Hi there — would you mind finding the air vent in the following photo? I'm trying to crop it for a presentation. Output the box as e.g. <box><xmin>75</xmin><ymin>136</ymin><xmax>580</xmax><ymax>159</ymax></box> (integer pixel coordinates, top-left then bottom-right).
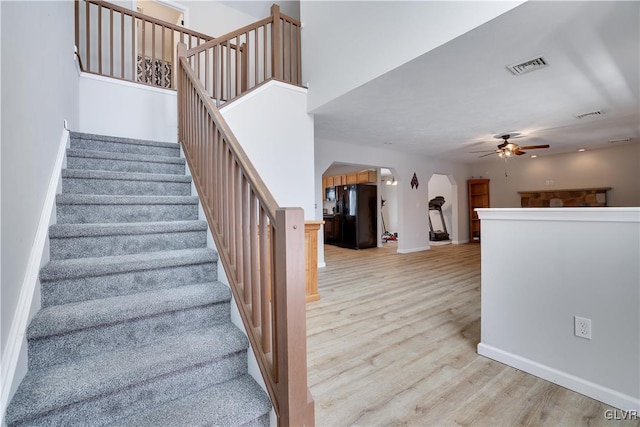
<box><xmin>609</xmin><ymin>138</ymin><xmax>631</xmax><ymax>144</ymax></box>
<box><xmin>507</xmin><ymin>56</ymin><xmax>548</xmax><ymax>75</ymax></box>
<box><xmin>574</xmin><ymin>111</ymin><xmax>602</xmax><ymax>119</ymax></box>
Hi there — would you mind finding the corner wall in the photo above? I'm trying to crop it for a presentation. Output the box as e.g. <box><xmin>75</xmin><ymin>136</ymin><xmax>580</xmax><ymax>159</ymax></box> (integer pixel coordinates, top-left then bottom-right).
<box><xmin>469</xmin><ymin>143</ymin><xmax>640</xmax><ymax>208</ymax></box>
<box><xmin>477</xmin><ymin>208</ymin><xmax>640</xmax><ymax>411</ymax></box>
<box><xmin>220</xmin><ymin>81</ymin><xmax>315</xmax><ymax>220</ymax></box>
<box><xmin>1</xmin><ymin>0</ymin><xmax>79</xmax><ymax>358</ymax></box>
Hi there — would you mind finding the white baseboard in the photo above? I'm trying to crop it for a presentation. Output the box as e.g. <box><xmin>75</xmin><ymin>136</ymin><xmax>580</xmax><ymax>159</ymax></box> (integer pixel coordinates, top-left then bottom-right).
<box><xmin>397</xmin><ymin>246</ymin><xmax>430</xmax><ymax>254</ymax></box>
<box><xmin>0</xmin><ymin>127</ymin><xmax>69</xmax><ymax>424</ymax></box>
<box><xmin>477</xmin><ymin>343</ymin><xmax>640</xmax><ymax>412</ymax></box>
<box><xmin>453</xmin><ymin>239</ymin><xmax>469</xmax><ymax>244</ymax></box>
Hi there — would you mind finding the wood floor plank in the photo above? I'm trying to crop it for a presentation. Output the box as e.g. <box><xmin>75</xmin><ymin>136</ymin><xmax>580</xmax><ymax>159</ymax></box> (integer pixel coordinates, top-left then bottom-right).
<box><xmin>307</xmin><ymin>243</ymin><xmax>639</xmax><ymax>427</ymax></box>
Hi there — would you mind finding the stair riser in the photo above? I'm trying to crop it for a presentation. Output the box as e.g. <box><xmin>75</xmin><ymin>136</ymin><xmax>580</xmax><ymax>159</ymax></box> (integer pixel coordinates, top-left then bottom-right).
<box><xmin>50</xmin><ymin>231</ymin><xmax>207</xmax><ymax>260</ymax></box>
<box><xmin>70</xmin><ymin>138</ymin><xmax>179</xmax><ymax>157</ymax></box>
<box><xmin>11</xmin><ymin>352</ymin><xmax>247</xmax><ymax>427</ymax></box>
<box><xmin>41</xmin><ymin>263</ymin><xmax>217</xmax><ymax>307</ymax></box>
<box><xmin>67</xmin><ymin>156</ymin><xmax>185</xmax><ymax>175</ymax></box>
<box><xmin>29</xmin><ymin>302</ymin><xmax>231</xmax><ymax>370</ymax></box>
<box><xmin>62</xmin><ymin>177</ymin><xmax>192</xmax><ymax>196</ymax></box>
<box><xmin>57</xmin><ymin>203</ymin><xmax>198</xmax><ymax>223</ymax></box>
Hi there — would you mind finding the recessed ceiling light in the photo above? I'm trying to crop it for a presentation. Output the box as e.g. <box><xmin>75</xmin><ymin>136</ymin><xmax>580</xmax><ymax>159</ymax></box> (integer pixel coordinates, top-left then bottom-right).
<box><xmin>578</xmin><ymin>148</ymin><xmax>586</xmax><ymax>152</ymax></box>
<box><xmin>530</xmin><ymin>155</ymin><xmax>537</xmax><ymax>158</ymax></box>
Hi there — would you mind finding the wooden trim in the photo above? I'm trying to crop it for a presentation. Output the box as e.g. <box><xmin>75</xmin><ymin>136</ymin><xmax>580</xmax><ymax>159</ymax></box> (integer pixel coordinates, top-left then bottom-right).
<box><xmin>304</xmin><ymin>221</ymin><xmax>323</xmax><ymax>303</ymax></box>
<box><xmin>271</xmin><ymin>4</ymin><xmax>282</xmax><ymax>80</ymax></box>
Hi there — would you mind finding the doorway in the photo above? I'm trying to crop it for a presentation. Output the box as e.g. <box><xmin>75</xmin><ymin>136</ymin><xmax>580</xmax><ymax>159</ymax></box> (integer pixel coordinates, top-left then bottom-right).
<box><xmin>134</xmin><ymin>0</ymin><xmax>187</xmax><ymax>87</ymax></box>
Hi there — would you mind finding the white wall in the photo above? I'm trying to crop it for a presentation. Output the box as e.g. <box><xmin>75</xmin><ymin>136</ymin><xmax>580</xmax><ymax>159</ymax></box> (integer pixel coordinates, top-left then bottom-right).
<box><xmin>1</xmin><ymin>0</ymin><xmax>79</xmax><ymax>358</ymax></box>
<box><xmin>1</xmin><ymin>2</ymin><xmax>79</xmax><ymax>418</ymax></box>
<box><xmin>220</xmin><ymin>81</ymin><xmax>315</xmax><ymax>219</ymax></box>
<box><xmin>477</xmin><ymin>208</ymin><xmax>640</xmax><ymax>412</ymax></box>
<box><xmin>427</xmin><ymin>174</ymin><xmax>453</xmax><ymax>238</ymax></box>
<box><xmin>301</xmin><ymin>1</ymin><xmax>523</xmax><ymax>112</ymax></box>
<box><xmin>79</xmin><ymin>73</ymin><xmax>177</xmax><ymax>142</ymax></box>
<box><xmin>315</xmin><ymin>139</ymin><xmax>470</xmax><ymax>260</ymax></box>
<box><xmin>469</xmin><ymin>143</ymin><xmax>640</xmax><ymax>208</ymax></box>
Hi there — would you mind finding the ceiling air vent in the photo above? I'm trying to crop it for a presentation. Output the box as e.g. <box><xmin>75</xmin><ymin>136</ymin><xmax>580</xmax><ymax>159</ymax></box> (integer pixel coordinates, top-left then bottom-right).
<box><xmin>574</xmin><ymin>111</ymin><xmax>602</xmax><ymax>119</ymax></box>
<box><xmin>507</xmin><ymin>56</ymin><xmax>548</xmax><ymax>75</ymax></box>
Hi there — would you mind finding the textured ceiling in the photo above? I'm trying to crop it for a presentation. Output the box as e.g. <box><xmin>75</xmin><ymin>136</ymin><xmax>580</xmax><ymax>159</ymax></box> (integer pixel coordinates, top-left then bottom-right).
<box><xmin>313</xmin><ymin>1</ymin><xmax>640</xmax><ymax>165</ymax></box>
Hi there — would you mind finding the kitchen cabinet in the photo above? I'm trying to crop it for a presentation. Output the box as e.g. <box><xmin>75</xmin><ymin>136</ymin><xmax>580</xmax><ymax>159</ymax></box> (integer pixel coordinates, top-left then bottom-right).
<box><xmin>468</xmin><ymin>179</ymin><xmax>490</xmax><ymax>243</ymax></box>
<box><xmin>357</xmin><ymin>170</ymin><xmax>377</xmax><ymax>184</ymax></box>
<box><xmin>323</xmin><ymin>171</ymin><xmax>377</xmax><ymax>197</ymax></box>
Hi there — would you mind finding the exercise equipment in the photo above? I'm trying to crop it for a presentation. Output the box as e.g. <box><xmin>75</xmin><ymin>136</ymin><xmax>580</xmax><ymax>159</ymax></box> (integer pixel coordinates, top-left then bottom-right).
<box><xmin>428</xmin><ymin>196</ymin><xmax>450</xmax><ymax>241</ymax></box>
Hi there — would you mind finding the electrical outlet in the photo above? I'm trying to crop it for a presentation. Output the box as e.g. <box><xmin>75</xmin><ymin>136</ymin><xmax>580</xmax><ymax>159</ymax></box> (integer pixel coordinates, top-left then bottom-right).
<box><xmin>575</xmin><ymin>316</ymin><xmax>592</xmax><ymax>339</ymax></box>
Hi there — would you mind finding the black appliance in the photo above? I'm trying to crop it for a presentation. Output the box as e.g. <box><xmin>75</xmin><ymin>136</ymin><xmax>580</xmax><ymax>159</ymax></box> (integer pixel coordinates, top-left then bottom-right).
<box><xmin>335</xmin><ymin>184</ymin><xmax>377</xmax><ymax>249</ymax></box>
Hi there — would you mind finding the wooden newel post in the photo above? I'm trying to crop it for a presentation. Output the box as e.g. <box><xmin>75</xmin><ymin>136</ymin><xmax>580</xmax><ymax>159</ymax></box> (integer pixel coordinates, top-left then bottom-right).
<box><xmin>274</xmin><ymin>208</ymin><xmax>314</xmax><ymax>427</ymax></box>
<box><xmin>176</xmin><ymin>43</ymin><xmax>187</xmax><ymax>142</ymax></box>
<box><xmin>271</xmin><ymin>4</ymin><xmax>282</xmax><ymax>80</ymax></box>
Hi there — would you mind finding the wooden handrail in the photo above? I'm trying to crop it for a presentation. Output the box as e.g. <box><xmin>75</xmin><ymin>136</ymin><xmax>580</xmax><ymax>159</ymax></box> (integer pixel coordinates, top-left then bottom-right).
<box><xmin>88</xmin><ymin>0</ymin><xmax>213</xmax><ymax>41</ymax></box>
<box><xmin>177</xmin><ymin>43</ymin><xmax>313</xmax><ymax>426</ymax></box>
<box><xmin>183</xmin><ymin>4</ymin><xmax>302</xmax><ymax>104</ymax></box>
<box><xmin>75</xmin><ymin>0</ymin><xmax>215</xmax><ymax>89</ymax></box>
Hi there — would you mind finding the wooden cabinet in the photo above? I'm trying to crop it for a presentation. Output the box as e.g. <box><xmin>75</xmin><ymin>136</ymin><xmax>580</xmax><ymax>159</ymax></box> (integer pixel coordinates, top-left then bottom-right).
<box><xmin>323</xmin><ymin>171</ymin><xmax>377</xmax><ymax>195</ymax></box>
<box><xmin>357</xmin><ymin>170</ymin><xmax>377</xmax><ymax>184</ymax></box>
<box><xmin>468</xmin><ymin>179</ymin><xmax>490</xmax><ymax>243</ymax></box>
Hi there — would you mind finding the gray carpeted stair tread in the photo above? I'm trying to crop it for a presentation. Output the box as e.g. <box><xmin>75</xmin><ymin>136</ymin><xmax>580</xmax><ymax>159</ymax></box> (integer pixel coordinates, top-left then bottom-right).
<box><xmin>28</xmin><ymin>282</ymin><xmax>230</xmax><ymax>339</ymax></box>
<box><xmin>66</xmin><ymin>149</ymin><xmax>185</xmax><ymax>175</ymax></box>
<box><xmin>70</xmin><ymin>132</ymin><xmax>180</xmax><ymax>157</ymax></box>
<box><xmin>111</xmin><ymin>374</ymin><xmax>271</xmax><ymax>427</ymax></box>
<box><xmin>5</xmin><ymin>324</ymin><xmax>248</xmax><ymax>426</ymax></box>
<box><xmin>66</xmin><ymin>148</ymin><xmax>185</xmax><ymax>165</ymax></box>
<box><xmin>49</xmin><ymin>220</ymin><xmax>207</xmax><ymax>238</ymax></box>
<box><xmin>61</xmin><ymin>169</ymin><xmax>192</xmax><ymax>196</ymax></box>
<box><xmin>40</xmin><ymin>248</ymin><xmax>217</xmax><ymax>282</ymax></box>
<box><xmin>56</xmin><ymin>194</ymin><xmax>198</xmax><ymax>205</ymax></box>
<box><xmin>62</xmin><ymin>169</ymin><xmax>192</xmax><ymax>183</ymax></box>
<box><xmin>70</xmin><ymin>131</ymin><xmax>179</xmax><ymax>150</ymax></box>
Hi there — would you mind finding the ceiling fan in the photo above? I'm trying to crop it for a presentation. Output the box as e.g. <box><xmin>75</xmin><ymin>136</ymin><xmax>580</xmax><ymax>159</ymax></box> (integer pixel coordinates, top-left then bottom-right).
<box><xmin>470</xmin><ymin>134</ymin><xmax>550</xmax><ymax>158</ymax></box>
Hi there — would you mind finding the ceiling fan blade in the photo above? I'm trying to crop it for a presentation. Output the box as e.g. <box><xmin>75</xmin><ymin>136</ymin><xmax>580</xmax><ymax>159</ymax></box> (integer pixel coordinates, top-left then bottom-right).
<box><xmin>518</xmin><ymin>145</ymin><xmax>550</xmax><ymax>150</ymax></box>
<box><xmin>478</xmin><ymin>152</ymin><xmax>496</xmax><ymax>158</ymax></box>
<box><xmin>515</xmin><ymin>150</ymin><xmax>526</xmax><ymax>155</ymax></box>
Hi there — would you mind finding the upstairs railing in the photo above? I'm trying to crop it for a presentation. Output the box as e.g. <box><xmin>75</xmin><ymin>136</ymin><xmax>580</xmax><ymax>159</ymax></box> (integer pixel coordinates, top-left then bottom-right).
<box><xmin>177</xmin><ymin>42</ymin><xmax>313</xmax><ymax>426</ymax></box>
<box><xmin>75</xmin><ymin>0</ymin><xmax>214</xmax><ymax>89</ymax></box>
<box><xmin>75</xmin><ymin>1</ymin><xmax>302</xmax><ymax>104</ymax></box>
<box><xmin>184</xmin><ymin>4</ymin><xmax>301</xmax><ymax>103</ymax></box>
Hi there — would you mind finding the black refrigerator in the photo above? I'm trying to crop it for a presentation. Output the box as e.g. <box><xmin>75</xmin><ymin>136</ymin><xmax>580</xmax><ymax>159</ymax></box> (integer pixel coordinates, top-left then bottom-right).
<box><xmin>335</xmin><ymin>184</ymin><xmax>377</xmax><ymax>249</ymax></box>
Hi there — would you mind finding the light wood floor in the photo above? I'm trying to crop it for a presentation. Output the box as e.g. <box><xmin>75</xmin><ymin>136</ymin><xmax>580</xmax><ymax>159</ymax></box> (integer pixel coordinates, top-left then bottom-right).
<box><xmin>307</xmin><ymin>243</ymin><xmax>638</xmax><ymax>427</ymax></box>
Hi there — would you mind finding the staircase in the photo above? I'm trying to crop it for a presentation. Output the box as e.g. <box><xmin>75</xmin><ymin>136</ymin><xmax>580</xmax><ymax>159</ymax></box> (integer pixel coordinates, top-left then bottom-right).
<box><xmin>5</xmin><ymin>132</ymin><xmax>271</xmax><ymax>426</ymax></box>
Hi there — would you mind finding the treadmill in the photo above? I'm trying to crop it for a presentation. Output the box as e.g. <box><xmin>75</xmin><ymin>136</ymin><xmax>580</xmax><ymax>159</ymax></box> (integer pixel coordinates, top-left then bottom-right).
<box><xmin>428</xmin><ymin>196</ymin><xmax>450</xmax><ymax>241</ymax></box>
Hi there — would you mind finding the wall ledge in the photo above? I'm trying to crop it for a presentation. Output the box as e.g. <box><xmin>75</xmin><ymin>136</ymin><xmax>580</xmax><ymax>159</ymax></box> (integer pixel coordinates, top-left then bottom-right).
<box><xmin>476</xmin><ymin>207</ymin><xmax>640</xmax><ymax>223</ymax></box>
<box><xmin>80</xmin><ymin>72</ymin><xmax>177</xmax><ymax>96</ymax></box>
